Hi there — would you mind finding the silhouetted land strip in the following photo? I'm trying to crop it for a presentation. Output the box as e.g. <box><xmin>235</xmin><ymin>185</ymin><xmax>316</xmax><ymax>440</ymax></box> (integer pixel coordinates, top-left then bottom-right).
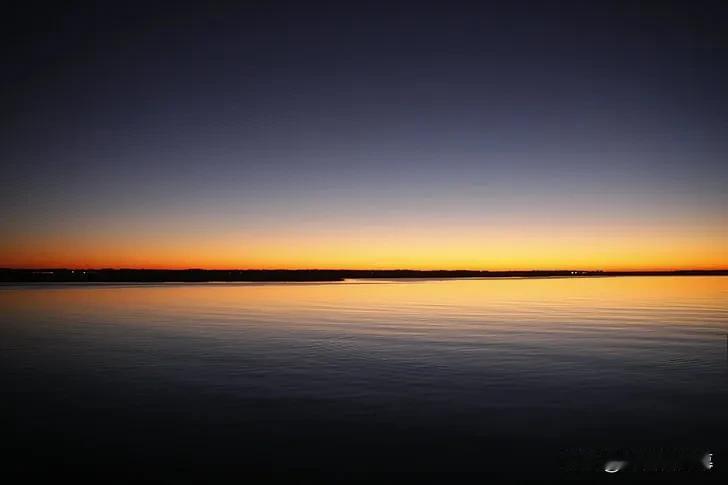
<box><xmin>1</xmin><ymin>269</ymin><xmax>726</xmax><ymax>283</ymax></box>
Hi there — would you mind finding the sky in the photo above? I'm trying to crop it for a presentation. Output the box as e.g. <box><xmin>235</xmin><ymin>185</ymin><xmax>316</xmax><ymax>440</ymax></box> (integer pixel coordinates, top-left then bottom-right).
<box><xmin>2</xmin><ymin>1</ymin><xmax>727</xmax><ymax>270</ymax></box>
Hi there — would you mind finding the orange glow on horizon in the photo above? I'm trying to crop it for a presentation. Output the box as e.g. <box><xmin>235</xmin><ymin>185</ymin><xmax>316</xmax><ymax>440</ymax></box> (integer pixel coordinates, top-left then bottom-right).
<box><xmin>2</xmin><ymin>223</ymin><xmax>726</xmax><ymax>271</ymax></box>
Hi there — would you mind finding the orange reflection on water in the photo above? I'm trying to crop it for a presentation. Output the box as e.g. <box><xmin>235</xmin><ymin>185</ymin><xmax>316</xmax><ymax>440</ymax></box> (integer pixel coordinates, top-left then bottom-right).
<box><xmin>2</xmin><ymin>276</ymin><xmax>726</xmax><ymax>327</ymax></box>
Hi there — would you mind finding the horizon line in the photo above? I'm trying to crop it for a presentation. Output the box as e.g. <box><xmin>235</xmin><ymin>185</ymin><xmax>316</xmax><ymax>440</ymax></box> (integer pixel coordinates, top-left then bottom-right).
<box><xmin>3</xmin><ymin>267</ymin><xmax>728</xmax><ymax>273</ymax></box>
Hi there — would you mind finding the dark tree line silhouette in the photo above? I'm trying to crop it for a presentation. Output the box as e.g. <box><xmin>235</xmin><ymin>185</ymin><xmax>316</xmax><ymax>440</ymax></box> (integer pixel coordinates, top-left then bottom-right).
<box><xmin>0</xmin><ymin>268</ymin><xmax>725</xmax><ymax>283</ymax></box>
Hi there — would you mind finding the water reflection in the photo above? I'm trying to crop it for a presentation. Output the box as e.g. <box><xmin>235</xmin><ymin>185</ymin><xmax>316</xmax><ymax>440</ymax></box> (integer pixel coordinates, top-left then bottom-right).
<box><xmin>1</xmin><ymin>277</ymin><xmax>726</xmax><ymax>476</ymax></box>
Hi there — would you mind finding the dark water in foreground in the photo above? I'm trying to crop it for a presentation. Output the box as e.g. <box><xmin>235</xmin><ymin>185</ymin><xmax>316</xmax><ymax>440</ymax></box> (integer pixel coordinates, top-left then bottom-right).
<box><xmin>2</xmin><ymin>277</ymin><xmax>727</xmax><ymax>479</ymax></box>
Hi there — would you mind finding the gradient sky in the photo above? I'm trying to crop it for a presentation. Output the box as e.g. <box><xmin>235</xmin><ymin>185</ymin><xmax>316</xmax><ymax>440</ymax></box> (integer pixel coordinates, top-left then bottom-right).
<box><xmin>2</xmin><ymin>1</ymin><xmax>727</xmax><ymax>269</ymax></box>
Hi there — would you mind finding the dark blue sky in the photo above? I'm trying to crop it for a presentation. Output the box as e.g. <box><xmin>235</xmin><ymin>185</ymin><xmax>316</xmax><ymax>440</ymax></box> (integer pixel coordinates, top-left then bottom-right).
<box><xmin>2</xmin><ymin>1</ymin><xmax>727</xmax><ymax>268</ymax></box>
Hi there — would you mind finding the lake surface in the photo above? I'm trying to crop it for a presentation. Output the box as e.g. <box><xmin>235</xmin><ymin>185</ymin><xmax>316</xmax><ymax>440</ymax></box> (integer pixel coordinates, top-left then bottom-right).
<box><xmin>2</xmin><ymin>277</ymin><xmax>727</xmax><ymax>478</ymax></box>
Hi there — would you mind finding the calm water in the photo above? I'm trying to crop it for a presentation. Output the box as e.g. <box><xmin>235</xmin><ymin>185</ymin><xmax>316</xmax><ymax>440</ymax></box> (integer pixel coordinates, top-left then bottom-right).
<box><xmin>2</xmin><ymin>277</ymin><xmax>727</xmax><ymax>478</ymax></box>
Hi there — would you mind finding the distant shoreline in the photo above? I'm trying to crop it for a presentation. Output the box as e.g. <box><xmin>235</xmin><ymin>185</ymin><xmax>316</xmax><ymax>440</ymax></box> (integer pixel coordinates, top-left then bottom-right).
<box><xmin>1</xmin><ymin>269</ymin><xmax>726</xmax><ymax>283</ymax></box>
